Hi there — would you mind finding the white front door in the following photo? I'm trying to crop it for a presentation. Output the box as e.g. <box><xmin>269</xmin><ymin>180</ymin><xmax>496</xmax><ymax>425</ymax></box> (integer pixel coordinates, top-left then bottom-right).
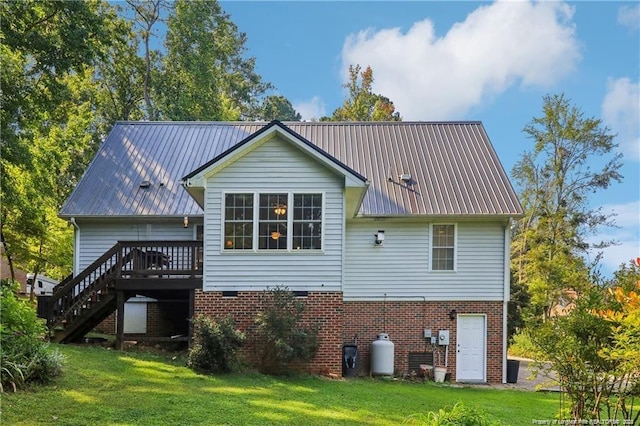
<box><xmin>456</xmin><ymin>314</ymin><xmax>486</xmax><ymax>382</ymax></box>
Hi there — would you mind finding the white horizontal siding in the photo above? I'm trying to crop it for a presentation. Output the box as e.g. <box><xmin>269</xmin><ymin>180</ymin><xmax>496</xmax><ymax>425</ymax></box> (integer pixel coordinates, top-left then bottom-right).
<box><xmin>204</xmin><ymin>136</ymin><xmax>344</xmax><ymax>292</ymax></box>
<box><xmin>76</xmin><ymin>221</ymin><xmax>195</xmax><ymax>272</ymax></box>
<box><xmin>344</xmin><ymin>221</ymin><xmax>506</xmax><ymax>301</ymax></box>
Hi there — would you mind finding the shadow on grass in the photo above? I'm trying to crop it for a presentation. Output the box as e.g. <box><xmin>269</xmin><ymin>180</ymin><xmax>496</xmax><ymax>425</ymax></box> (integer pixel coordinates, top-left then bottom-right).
<box><xmin>2</xmin><ymin>344</ymin><xmax>559</xmax><ymax>425</ymax></box>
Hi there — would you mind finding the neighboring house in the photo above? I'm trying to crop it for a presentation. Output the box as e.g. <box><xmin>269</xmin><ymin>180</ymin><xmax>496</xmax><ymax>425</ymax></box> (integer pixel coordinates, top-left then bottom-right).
<box><xmin>52</xmin><ymin>120</ymin><xmax>523</xmax><ymax>384</ymax></box>
<box><xmin>549</xmin><ymin>289</ymin><xmax>578</xmax><ymax>317</ymax></box>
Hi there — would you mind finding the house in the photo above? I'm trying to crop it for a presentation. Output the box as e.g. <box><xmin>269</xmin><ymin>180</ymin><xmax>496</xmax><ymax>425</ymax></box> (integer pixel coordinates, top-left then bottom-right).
<box><xmin>52</xmin><ymin>120</ymin><xmax>523</xmax><ymax>384</ymax></box>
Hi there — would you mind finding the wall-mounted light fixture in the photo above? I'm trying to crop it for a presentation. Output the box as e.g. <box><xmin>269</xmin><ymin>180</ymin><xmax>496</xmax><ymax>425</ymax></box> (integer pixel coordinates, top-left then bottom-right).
<box><xmin>374</xmin><ymin>230</ymin><xmax>385</xmax><ymax>246</ymax></box>
<box><xmin>273</xmin><ymin>204</ymin><xmax>287</xmax><ymax>216</ymax></box>
<box><xmin>449</xmin><ymin>309</ymin><xmax>457</xmax><ymax>320</ymax></box>
<box><xmin>183</xmin><ymin>216</ymin><xmax>189</xmax><ymax>228</ymax></box>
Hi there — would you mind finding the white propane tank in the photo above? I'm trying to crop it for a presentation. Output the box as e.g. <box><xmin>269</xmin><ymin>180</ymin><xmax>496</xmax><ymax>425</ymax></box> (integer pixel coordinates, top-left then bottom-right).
<box><xmin>370</xmin><ymin>333</ymin><xmax>394</xmax><ymax>376</ymax></box>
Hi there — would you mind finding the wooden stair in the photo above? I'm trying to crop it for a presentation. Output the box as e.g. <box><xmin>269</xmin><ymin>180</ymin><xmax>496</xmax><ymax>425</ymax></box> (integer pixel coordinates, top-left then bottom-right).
<box><xmin>48</xmin><ymin>243</ymin><xmax>133</xmax><ymax>343</ymax></box>
<box><xmin>47</xmin><ymin>241</ymin><xmax>203</xmax><ymax>343</ymax></box>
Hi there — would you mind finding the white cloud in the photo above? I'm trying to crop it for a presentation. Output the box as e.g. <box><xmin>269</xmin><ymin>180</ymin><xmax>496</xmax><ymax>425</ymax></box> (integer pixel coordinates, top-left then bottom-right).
<box><xmin>293</xmin><ymin>96</ymin><xmax>327</xmax><ymax>121</ymax></box>
<box><xmin>341</xmin><ymin>0</ymin><xmax>580</xmax><ymax>120</ymax></box>
<box><xmin>618</xmin><ymin>4</ymin><xmax>640</xmax><ymax>31</ymax></box>
<box><xmin>590</xmin><ymin>200</ymin><xmax>640</xmax><ymax>275</ymax></box>
<box><xmin>602</xmin><ymin>77</ymin><xmax>640</xmax><ymax>163</ymax></box>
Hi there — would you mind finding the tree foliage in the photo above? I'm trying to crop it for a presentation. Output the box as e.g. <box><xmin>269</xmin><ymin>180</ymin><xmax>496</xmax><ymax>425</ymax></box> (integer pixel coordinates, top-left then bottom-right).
<box><xmin>256</xmin><ymin>95</ymin><xmax>302</xmax><ymax>121</ymax></box>
<box><xmin>1</xmin><ymin>0</ymin><xmax>111</xmax><ymax>281</ymax></box>
<box><xmin>531</xmin><ymin>259</ymin><xmax>640</xmax><ymax>422</ymax></box>
<box><xmin>157</xmin><ymin>0</ymin><xmax>271</xmax><ymax>121</ymax></box>
<box><xmin>594</xmin><ymin>258</ymin><xmax>640</xmax><ymax>423</ymax></box>
<box><xmin>96</xmin><ymin>5</ymin><xmax>146</xmax><ymax>125</ymax></box>
<box><xmin>0</xmin><ymin>280</ymin><xmax>63</xmax><ymax>392</ymax></box>
<box><xmin>511</xmin><ymin>94</ymin><xmax>623</xmax><ymax>320</ymax></box>
<box><xmin>1</xmin><ymin>0</ymin><xmax>287</xmax><ymax>282</ymax></box>
<box><xmin>125</xmin><ymin>0</ymin><xmax>165</xmax><ymax>120</ymax></box>
<box><xmin>325</xmin><ymin>64</ymin><xmax>401</xmax><ymax>122</ymax></box>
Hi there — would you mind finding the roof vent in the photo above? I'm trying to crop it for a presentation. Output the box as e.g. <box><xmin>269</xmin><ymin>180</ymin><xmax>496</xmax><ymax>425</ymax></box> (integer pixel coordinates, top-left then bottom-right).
<box><xmin>139</xmin><ymin>180</ymin><xmax>151</xmax><ymax>189</ymax></box>
<box><xmin>399</xmin><ymin>173</ymin><xmax>412</xmax><ymax>183</ymax></box>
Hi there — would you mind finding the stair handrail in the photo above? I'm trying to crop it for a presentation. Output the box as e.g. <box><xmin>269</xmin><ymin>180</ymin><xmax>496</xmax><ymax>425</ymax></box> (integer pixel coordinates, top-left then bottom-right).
<box><xmin>47</xmin><ymin>240</ymin><xmax>203</xmax><ymax>332</ymax></box>
<box><xmin>47</xmin><ymin>242</ymin><xmax>129</xmax><ymax>328</ymax></box>
<box><xmin>53</xmin><ymin>273</ymin><xmax>74</xmax><ymax>293</ymax></box>
<box><xmin>50</xmin><ymin>242</ymin><xmax>122</xmax><ymax>300</ymax></box>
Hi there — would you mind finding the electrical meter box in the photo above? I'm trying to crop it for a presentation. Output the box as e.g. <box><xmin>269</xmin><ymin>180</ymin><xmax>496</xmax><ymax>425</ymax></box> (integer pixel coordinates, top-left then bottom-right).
<box><xmin>438</xmin><ymin>330</ymin><xmax>450</xmax><ymax>345</ymax></box>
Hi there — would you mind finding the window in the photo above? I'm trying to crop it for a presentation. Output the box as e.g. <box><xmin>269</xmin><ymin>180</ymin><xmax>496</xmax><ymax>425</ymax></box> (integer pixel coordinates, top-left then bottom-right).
<box><xmin>258</xmin><ymin>193</ymin><xmax>288</xmax><ymax>250</ymax></box>
<box><xmin>224</xmin><ymin>193</ymin><xmax>254</xmax><ymax>250</ymax></box>
<box><xmin>431</xmin><ymin>224</ymin><xmax>455</xmax><ymax>271</ymax></box>
<box><xmin>223</xmin><ymin>192</ymin><xmax>323</xmax><ymax>251</ymax></box>
<box><xmin>292</xmin><ymin>194</ymin><xmax>322</xmax><ymax>250</ymax></box>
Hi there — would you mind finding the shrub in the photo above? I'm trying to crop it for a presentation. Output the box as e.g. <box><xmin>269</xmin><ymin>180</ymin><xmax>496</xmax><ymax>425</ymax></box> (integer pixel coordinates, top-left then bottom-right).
<box><xmin>0</xmin><ymin>280</ymin><xmax>63</xmax><ymax>392</ymax></box>
<box><xmin>531</xmin><ymin>285</ymin><xmax>618</xmax><ymax>420</ymax></box>
<box><xmin>405</xmin><ymin>402</ymin><xmax>501</xmax><ymax>425</ymax></box>
<box><xmin>254</xmin><ymin>286</ymin><xmax>319</xmax><ymax>375</ymax></box>
<box><xmin>187</xmin><ymin>315</ymin><xmax>245</xmax><ymax>374</ymax></box>
<box><xmin>507</xmin><ymin>330</ymin><xmax>539</xmax><ymax>359</ymax></box>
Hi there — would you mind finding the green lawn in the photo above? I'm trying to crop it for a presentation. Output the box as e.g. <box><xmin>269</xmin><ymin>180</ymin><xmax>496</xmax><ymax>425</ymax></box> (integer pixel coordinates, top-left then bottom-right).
<box><xmin>2</xmin><ymin>344</ymin><xmax>559</xmax><ymax>425</ymax></box>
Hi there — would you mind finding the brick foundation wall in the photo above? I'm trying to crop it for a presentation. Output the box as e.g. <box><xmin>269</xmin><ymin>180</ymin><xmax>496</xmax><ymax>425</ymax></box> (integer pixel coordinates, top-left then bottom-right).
<box><xmin>342</xmin><ymin>300</ymin><xmax>504</xmax><ymax>383</ymax></box>
<box><xmin>92</xmin><ymin>301</ymin><xmax>189</xmax><ymax>338</ymax></box>
<box><xmin>95</xmin><ymin>293</ymin><xmax>504</xmax><ymax>383</ymax></box>
<box><xmin>145</xmin><ymin>301</ymin><xmax>189</xmax><ymax>337</ymax></box>
<box><xmin>194</xmin><ymin>290</ymin><xmax>344</xmax><ymax>375</ymax></box>
<box><xmin>94</xmin><ymin>312</ymin><xmax>115</xmax><ymax>334</ymax></box>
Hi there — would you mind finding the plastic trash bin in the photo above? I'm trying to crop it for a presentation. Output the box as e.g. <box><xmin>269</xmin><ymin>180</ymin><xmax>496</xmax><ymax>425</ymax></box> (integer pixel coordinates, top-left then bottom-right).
<box><xmin>342</xmin><ymin>344</ymin><xmax>358</xmax><ymax>377</ymax></box>
<box><xmin>507</xmin><ymin>359</ymin><xmax>520</xmax><ymax>383</ymax></box>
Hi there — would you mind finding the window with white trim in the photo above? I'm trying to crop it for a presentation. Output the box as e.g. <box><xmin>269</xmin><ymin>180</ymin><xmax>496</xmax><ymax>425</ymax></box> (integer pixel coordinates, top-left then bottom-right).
<box><xmin>223</xmin><ymin>193</ymin><xmax>254</xmax><ymax>250</ymax></box>
<box><xmin>258</xmin><ymin>193</ymin><xmax>288</xmax><ymax>250</ymax></box>
<box><xmin>431</xmin><ymin>224</ymin><xmax>455</xmax><ymax>270</ymax></box>
<box><xmin>223</xmin><ymin>193</ymin><xmax>323</xmax><ymax>251</ymax></box>
<box><xmin>292</xmin><ymin>193</ymin><xmax>322</xmax><ymax>250</ymax></box>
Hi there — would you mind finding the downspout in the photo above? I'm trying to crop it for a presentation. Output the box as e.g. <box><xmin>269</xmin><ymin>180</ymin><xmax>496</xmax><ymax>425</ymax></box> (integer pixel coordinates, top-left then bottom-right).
<box><xmin>502</xmin><ymin>218</ymin><xmax>513</xmax><ymax>384</ymax></box>
<box><xmin>70</xmin><ymin>218</ymin><xmax>80</xmax><ymax>276</ymax></box>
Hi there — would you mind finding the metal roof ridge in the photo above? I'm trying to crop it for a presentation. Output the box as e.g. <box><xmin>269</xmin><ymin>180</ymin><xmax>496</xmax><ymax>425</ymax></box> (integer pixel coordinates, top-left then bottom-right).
<box><xmin>112</xmin><ymin>120</ymin><xmax>485</xmax><ymax>126</ymax></box>
<box><xmin>113</xmin><ymin>120</ymin><xmax>266</xmax><ymax>125</ymax></box>
<box><xmin>281</xmin><ymin>121</ymin><xmax>484</xmax><ymax>125</ymax></box>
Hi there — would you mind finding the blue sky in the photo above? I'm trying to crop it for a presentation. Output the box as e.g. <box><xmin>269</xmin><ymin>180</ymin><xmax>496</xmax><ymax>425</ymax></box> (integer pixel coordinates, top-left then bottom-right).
<box><xmin>215</xmin><ymin>1</ymin><xmax>640</xmax><ymax>276</ymax></box>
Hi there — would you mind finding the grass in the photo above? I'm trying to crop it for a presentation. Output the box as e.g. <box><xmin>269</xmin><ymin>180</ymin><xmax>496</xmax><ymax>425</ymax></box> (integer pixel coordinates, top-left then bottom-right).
<box><xmin>1</xmin><ymin>344</ymin><xmax>559</xmax><ymax>425</ymax></box>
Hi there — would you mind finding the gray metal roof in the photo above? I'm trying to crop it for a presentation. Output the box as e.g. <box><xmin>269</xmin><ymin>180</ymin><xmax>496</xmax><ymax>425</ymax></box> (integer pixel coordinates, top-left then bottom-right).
<box><xmin>60</xmin><ymin>121</ymin><xmax>523</xmax><ymax>218</ymax></box>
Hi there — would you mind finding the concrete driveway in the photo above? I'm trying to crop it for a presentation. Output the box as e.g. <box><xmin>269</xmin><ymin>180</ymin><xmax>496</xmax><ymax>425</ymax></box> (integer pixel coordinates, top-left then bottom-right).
<box><xmin>503</xmin><ymin>357</ymin><xmax>560</xmax><ymax>391</ymax></box>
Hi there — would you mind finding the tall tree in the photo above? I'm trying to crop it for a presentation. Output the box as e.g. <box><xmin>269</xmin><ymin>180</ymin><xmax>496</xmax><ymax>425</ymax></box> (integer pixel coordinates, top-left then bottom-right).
<box><xmin>256</xmin><ymin>95</ymin><xmax>302</xmax><ymax>121</ymax></box>
<box><xmin>326</xmin><ymin>64</ymin><xmax>401</xmax><ymax>122</ymax></box>
<box><xmin>157</xmin><ymin>0</ymin><xmax>271</xmax><ymax>121</ymax></box>
<box><xmin>125</xmin><ymin>0</ymin><xmax>165</xmax><ymax>120</ymax></box>
<box><xmin>1</xmin><ymin>0</ymin><xmax>111</xmax><ymax>281</ymax></box>
<box><xmin>94</xmin><ymin>10</ymin><xmax>146</xmax><ymax>127</ymax></box>
<box><xmin>511</xmin><ymin>94</ymin><xmax>623</xmax><ymax>320</ymax></box>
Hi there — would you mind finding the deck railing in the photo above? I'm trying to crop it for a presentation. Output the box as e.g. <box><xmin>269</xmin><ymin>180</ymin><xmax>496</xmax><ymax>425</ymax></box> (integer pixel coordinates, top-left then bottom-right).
<box><xmin>47</xmin><ymin>240</ymin><xmax>203</xmax><ymax>330</ymax></box>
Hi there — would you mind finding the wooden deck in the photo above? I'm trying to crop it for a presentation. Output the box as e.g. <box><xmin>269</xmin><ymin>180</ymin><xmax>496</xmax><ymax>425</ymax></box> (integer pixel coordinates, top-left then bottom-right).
<box><xmin>46</xmin><ymin>241</ymin><xmax>203</xmax><ymax>346</ymax></box>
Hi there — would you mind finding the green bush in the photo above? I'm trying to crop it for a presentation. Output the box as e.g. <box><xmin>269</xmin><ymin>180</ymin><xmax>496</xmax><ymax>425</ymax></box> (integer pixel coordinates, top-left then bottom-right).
<box><xmin>507</xmin><ymin>330</ymin><xmax>539</xmax><ymax>359</ymax></box>
<box><xmin>254</xmin><ymin>286</ymin><xmax>319</xmax><ymax>375</ymax></box>
<box><xmin>0</xmin><ymin>280</ymin><xmax>63</xmax><ymax>392</ymax></box>
<box><xmin>406</xmin><ymin>402</ymin><xmax>501</xmax><ymax>425</ymax></box>
<box><xmin>187</xmin><ymin>315</ymin><xmax>245</xmax><ymax>374</ymax></box>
